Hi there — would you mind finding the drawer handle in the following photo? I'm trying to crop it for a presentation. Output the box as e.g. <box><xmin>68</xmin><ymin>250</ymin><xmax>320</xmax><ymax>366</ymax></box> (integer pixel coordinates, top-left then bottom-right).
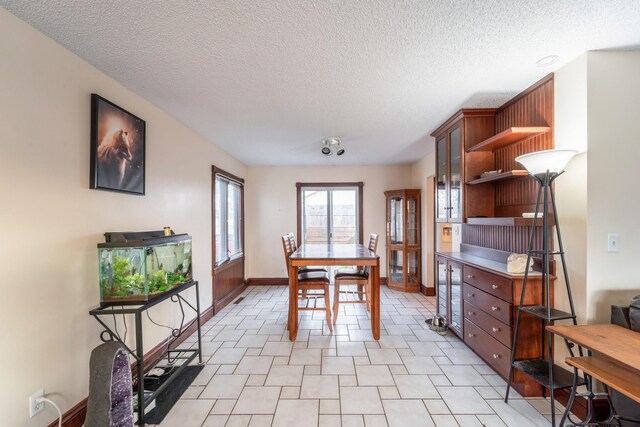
<box><xmin>467</xmin><ymin>293</ymin><xmax>475</xmax><ymax>298</ymax></box>
<box><xmin>492</xmin><ymin>354</ymin><xmax>501</xmax><ymax>359</ymax></box>
<box><xmin>492</xmin><ymin>284</ymin><xmax>499</xmax><ymax>290</ymax></box>
<box><xmin>468</xmin><ymin>311</ymin><xmax>475</xmax><ymax>316</ymax></box>
<box><xmin>492</xmin><ymin>327</ymin><xmax>501</xmax><ymax>333</ymax></box>
<box><xmin>467</xmin><ymin>274</ymin><xmax>475</xmax><ymax>279</ymax></box>
<box><xmin>468</xmin><ymin>333</ymin><xmax>475</xmax><ymax>338</ymax></box>
<box><xmin>491</xmin><ymin>306</ymin><xmax>499</xmax><ymax>311</ymax></box>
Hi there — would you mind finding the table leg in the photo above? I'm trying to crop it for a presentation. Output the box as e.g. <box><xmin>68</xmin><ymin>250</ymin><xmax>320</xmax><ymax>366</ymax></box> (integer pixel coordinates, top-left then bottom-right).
<box><xmin>288</xmin><ymin>265</ymin><xmax>299</xmax><ymax>340</ymax></box>
<box><xmin>370</xmin><ymin>261</ymin><xmax>380</xmax><ymax>340</ymax></box>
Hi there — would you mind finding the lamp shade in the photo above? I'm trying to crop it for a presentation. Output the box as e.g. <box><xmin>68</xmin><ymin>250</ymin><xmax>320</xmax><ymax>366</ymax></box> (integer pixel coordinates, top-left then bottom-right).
<box><xmin>515</xmin><ymin>149</ymin><xmax>578</xmax><ymax>175</ymax></box>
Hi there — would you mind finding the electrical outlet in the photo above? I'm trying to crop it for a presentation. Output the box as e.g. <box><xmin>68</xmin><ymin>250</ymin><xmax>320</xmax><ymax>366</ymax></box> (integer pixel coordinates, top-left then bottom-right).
<box><xmin>29</xmin><ymin>389</ymin><xmax>45</xmax><ymax>418</ymax></box>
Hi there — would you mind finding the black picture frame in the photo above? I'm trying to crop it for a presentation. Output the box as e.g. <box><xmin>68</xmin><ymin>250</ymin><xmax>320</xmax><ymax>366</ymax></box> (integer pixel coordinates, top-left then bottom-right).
<box><xmin>90</xmin><ymin>94</ymin><xmax>146</xmax><ymax>195</ymax></box>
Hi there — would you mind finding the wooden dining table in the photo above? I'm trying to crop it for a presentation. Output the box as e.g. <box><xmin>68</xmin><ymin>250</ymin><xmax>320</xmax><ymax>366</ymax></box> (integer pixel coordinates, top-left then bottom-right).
<box><xmin>288</xmin><ymin>243</ymin><xmax>380</xmax><ymax>341</ymax></box>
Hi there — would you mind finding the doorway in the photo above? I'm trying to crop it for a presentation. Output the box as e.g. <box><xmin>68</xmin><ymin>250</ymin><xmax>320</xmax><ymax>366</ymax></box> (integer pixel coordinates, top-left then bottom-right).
<box><xmin>296</xmin><ymin>182</ymin><xmax>364</xmax><ymax>246</ymax></box>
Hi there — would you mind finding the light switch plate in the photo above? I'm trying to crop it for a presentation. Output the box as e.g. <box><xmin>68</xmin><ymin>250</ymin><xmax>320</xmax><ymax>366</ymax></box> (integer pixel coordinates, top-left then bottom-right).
<box><xmin>608</xmin><ymin>233</ymin><xmax>620</xmax><ymax>252</ymax></box>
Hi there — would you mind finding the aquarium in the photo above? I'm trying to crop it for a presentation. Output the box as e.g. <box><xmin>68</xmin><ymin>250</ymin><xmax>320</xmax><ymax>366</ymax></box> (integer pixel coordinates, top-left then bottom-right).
<box><xmin>98</xmin><ymin>230</ymin><xmax>192</xmax><ymax>305</ymax></box>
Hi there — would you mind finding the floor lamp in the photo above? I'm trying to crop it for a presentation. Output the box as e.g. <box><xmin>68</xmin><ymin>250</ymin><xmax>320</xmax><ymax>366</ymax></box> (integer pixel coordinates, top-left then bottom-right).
<box><xmin>505</xmin><ymin>149</ymin><xmax>580</xmax><ymax>427</ymax></box>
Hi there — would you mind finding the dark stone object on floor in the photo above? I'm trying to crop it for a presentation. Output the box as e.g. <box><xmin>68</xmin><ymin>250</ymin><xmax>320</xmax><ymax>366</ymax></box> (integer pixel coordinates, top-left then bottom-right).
<box><xmin>85</xmin><ymin>341</ymin><xmax>134</xmax><ymax>427</ymax></box>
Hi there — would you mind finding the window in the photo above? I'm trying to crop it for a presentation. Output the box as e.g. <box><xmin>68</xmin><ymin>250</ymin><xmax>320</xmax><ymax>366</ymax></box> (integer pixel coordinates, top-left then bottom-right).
<box><xmin>296</xmin><ymin>182</ymin><xmax>363</xmax><ymax>245</ymax></box>
<box><xmin>214</xmin><ymin>167</ymin><xmax>244</xmax><ymax>265</ymax></box>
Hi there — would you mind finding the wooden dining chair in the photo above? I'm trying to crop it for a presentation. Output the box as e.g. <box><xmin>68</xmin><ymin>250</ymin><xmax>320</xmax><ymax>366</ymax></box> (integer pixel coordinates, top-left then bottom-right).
<box><xmin>332</xmin><ymin>233</ymin><xmax>379</xmax><ymax>323</ymax></box>
<box><xmin>287</xmin><ymin>232</ymin><xmax>327</xmax><ymax>273</ymax></box>
<box><xmin>282</xmin><ymin>235</ymin><xmax>333</xmax><ymax>332</ymax></box>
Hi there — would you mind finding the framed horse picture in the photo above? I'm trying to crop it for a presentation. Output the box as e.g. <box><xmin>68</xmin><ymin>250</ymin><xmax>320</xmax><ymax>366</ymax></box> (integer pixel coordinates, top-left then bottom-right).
<box><xmin>90</xmin><ymin>94</ymin><xmax>146</xmax><ymax>195</ymax></box>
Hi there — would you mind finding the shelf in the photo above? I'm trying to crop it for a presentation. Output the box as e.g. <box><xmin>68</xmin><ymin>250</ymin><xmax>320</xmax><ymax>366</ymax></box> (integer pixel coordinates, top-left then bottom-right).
<box><xmin>468</xmin><ymin>126</ymin><xmax>551</xmax><ymax>152</ymax></box>
<box><xmin>520</xmin><ymin>305</ymin><xmax>575</xmax><ymax>321</ymax></box>
<box><xmin>512</xmin><ymin>358</ymin><xmax>584</xmax><ymax>390</ymax></box>
<box><xmin>467</xmin><ymin>170</ymin><xmax>529</xmax><ymax>185</ymax></box>
<box><xmin>466</xmin><ymin>216</ymin><xmax>554</xmax><ymax>227</ymax></box>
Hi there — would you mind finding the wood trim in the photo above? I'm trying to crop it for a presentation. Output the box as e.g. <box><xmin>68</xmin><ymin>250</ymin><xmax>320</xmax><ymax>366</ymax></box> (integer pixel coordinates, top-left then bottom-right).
<box><xmin>46</xmin><ymin>398</ymin><xmax>87</xmax><ymax>427</ymax></box>
<box><xmin>136</xmin><ymin>305</ymin><xmax>215</xmax><ymax>376</ymax></box>
<box><xmin>212</xmin><ymin>165</ymin><xmax>245</xmax><ymax>315</ymax></box>
<box><xmin>213</xmin><ymin>266</ymin><xmax>246</xmax><ymax>313</ymax></box>
<box><xmin>421</xmin><ymin>284</ymin><xmax>435</xmax><ymax>296</ymax></box>
<box><xmin>212</xmin><ymin>166</ymin><xmax>245</xmax><ymax>184</ymax></box>
<box><xmin>430</xmin><ymin>108</ymin><xmax>497</xmax><ymax>137</ymax></box>
<box><xmin>47</xmin><ymin>306</ymin><xmax>214</xmax><ymax>427</ymax></box>
<box><xmin>245</xmin><ymin>278</ymin><xmax>289</xmax><ymax>286</ymax></box>
<box><xmin>296</xmin><ymin>182</ymin><xmax>365</xmax><ymax>245</ymax></box>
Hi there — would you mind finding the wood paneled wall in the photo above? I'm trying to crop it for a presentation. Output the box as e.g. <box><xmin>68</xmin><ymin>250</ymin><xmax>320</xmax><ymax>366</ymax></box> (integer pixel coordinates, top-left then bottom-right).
<box><xmin>494</xmin><ymin>75</ymin><xmax>554</xmax><ymax>216</ymax></box>
<box><xmin>462</xmin><ymin>225</ymin><xmax>544</xmax><ymax>254</ymax></box>
<box><xmin>463</xmin><ymin>74</ymin><xmax>555</xmax><ymax>252</ymax></box>
<box><xmin>213</xmin><ymin>258</ymin><xmax>245</xmax><ymax>313</ymax></box>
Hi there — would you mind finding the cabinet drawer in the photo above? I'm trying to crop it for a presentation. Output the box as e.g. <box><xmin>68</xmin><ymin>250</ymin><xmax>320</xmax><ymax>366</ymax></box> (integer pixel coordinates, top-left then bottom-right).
<box><xmin>464</xmin><ymin>301</ymin><xmax>512</xmax><ymax>348</ymax></box>
<box><xmin>463</xmin><ymin>283</ymin><xmax>512</xmax><ymax>325</ymax></box>
<box><xmin>463</xmin><ymin>265</ymin><xmax>512</xmax><ymax>302</ymax></box>
<box><xmin>464</xmin><ymin>318</ymin><xmax>511</xmax><ymax>378</ymax></box>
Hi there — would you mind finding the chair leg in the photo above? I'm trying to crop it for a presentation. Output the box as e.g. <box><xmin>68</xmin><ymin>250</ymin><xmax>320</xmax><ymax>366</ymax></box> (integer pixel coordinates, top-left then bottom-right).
<box><xmin>333</xmin><ymin>282</ymin><xmax>340</xmax><ymax>324</ymax></box>
<box><xmin>357</xmin><ymin>284</ymin><xmax>364</xmax><ymax>300</ymax></box>
<box><xmin>366</xmin><ymin>279</ymin><xmax>371</xmax><ymax>312</ymax></box>
<box><xmin>324</xmin><ymin>285</ymin><xmax>333</xmax><ymax>332</ymax></box>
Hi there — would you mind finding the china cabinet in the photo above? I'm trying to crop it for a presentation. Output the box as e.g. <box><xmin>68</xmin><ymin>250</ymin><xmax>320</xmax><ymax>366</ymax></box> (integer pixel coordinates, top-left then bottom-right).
<box><xmin>385</xmin><ymin>189</ymin><xmax>421</xmax><ymax>292</ymax></box>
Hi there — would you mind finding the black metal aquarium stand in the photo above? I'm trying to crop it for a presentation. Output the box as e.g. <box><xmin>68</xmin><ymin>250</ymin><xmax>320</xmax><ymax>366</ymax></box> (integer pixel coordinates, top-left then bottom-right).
<box><xmin>89</xmin><ymin>280</ymin><xmax>203</xmax><ymax>425</ymax></box>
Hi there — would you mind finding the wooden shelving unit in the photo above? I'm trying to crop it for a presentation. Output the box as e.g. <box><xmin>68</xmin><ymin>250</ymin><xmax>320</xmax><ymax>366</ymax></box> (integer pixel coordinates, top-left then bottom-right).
<box><xmin>466</xmin><ymin>216</ymin><xmax>554</xmax><ymax>227</ymax></box>
<box><xmin>467</xmin><ymin>170</ymin><xmax>529</xmax><ymax>185</ymax></box>
<box><xmin>467</xmin><ymin>126</ymin><xmax>551</xmax><ymax>152</ymax></box>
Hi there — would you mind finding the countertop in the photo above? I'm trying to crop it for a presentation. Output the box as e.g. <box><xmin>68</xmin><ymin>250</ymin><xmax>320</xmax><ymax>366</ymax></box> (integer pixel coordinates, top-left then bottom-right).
<box><xmin>437</xmin><ymin>251</ymin><xmax>543</xmax><ymax>278</ymax></box>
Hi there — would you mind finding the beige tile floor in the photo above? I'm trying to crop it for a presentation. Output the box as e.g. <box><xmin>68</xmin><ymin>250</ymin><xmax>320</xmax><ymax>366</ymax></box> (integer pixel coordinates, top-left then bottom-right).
<box><xmin>152</xmin><ymin>285</ymin><xmax>566</xmax><ymax>427</ymax></box>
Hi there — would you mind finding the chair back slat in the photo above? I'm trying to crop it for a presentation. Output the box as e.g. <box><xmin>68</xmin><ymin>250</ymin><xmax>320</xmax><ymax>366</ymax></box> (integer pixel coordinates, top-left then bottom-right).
<box><xmin>368</xmin><ymin>233</ymin><xmax>379</xmax><ymax>254</ymax></box>
<box><xmin>363</xmin><ymin>233</ymin><xmax>379</xmax><ymax>275</ymax></box>
<box><xmin>287</xmin><ymin>232</ymin><xmax>297</xmax><ymax>250</ymax></box>
<box><xmin>281</xmin><ymin>234</ymin><xmax>293</xmax><ymax>277</ymax></box>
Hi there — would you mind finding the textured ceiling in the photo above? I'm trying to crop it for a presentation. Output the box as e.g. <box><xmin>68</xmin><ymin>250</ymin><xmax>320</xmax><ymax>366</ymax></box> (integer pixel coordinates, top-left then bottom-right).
<box><xmin>2</xmin><ymin>1</ymin><xmax>640</xmax><ymax>165</ymax></box>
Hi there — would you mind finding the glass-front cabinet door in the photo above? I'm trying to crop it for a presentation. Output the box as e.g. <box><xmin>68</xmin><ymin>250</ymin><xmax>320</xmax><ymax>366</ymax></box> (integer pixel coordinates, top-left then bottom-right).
<box><xmin>436</xmin><ymin>257</ymin><xmax>448</xmax><ymax>322</ymax></box>
<box><xmin>448</xmin><ymin>261</ymin><xmax>462</xmax><ymax>336</ymax></box>
<box><xmin>448</xmin><ymin>126</ymin><xmax>462</xmax><ymax>222</ymax></box>
<box><xmin>434</xmin><ymin>121</ymin><xmax>464</xmax><ymax>223</ymax></box>
<box><xmin>406</xmin><ymin>250</ymin><xmax>419</xmax><ymax>287</ymax></box>
<box><xmin>406</xmin><ymin>194</ymin><xmax>418</xmax><ymax>246</ymax></box>
<box><xmin>385</xmin><ymin>189</ymin><xmax>421</xmax><ymax>293</ymax></box>
<box><xmin>436</xmin><ymin>136</ymin><xmax>448</xmax><ymax>222</ymax></box>
<box><xmin>388</xmin><ymin>250</ymin><xmax>404</xmax><ymax>284</ymax></box>
<box><xmin>389</xmin><ymin>196</ymin><xmax>404</xmax><ymax>245</ymax></box>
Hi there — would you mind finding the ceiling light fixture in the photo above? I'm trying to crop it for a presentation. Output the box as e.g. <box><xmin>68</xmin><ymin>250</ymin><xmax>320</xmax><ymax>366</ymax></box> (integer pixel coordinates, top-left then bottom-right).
<box><xmin>536</xmin><ymin>55</ymin><xmax>559</xmax><ymax>67</ymax></box>
<box><xmin>321</xmin><ymin>138</ymin><xmax>345</xmax><ymax>157</ymax></box>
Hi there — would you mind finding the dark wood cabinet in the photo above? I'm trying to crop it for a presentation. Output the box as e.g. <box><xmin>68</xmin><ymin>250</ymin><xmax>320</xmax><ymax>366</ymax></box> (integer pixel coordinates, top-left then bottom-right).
<box><xmin>436</xmin><ymin>256</ymin><xmax>463</xmax><ymax>337</ymax></box>
<box><xmin>432</xmin><ymin>109</ymin><xmax>496</xmax><ymax>223</ymax></box>
<box><xmin>438</xmin><ymin>252</ymin><xmax>550</xmax><ymax>397</ymax></box>
<box><xmin>385</xmin><ymin>189</ymin><xmax>421</xmax><ymax>292</ymax></box>
<box><xmin>433</xmin><ymin>75</ymin><xmax>558</xmax><ymax>399</ymax></box>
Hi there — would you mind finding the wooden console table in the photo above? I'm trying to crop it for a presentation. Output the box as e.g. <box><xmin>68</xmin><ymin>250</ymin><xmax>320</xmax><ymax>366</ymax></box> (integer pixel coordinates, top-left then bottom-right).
<box><xmin>547</xmin><ymin>324</ymin><xmax>640</xmax><ymax>426</ymax></box>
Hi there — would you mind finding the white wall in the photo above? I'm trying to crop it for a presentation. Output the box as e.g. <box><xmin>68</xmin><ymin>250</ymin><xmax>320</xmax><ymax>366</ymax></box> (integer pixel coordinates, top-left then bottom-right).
<box><xmin>410</xmin><ymin>150</ymin><xmax>436</xmax><ymax>287</ymax></box>
<box><xmin>554</xmin><ymin>50</ymin><xmax>640</xmax><ymax>327</ymax></box>
<box><xmin>0</xmin><ymin>8</ymin><xmax>246</xmax><ymax>426</ymax></box>
<box><xmin>554</xmin><ymin>53</ymin><xmax>588</xmax><ymax>324</ymax></box>
<box><xmin>585</xmin><ymin>51</ymin><xmax>640</xmax><ymax>323</ymax></box>
<box><xmin>245</xmin><ymin>165</ymin><xmax>413</xmax><ymax>278</ymax></box>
